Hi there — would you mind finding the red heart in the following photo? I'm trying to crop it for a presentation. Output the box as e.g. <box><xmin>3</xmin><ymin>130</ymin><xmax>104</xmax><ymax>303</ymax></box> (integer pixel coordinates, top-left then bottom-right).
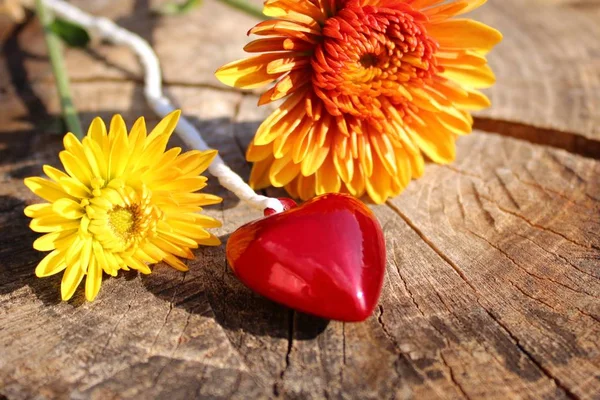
<box><xmin>226</xmin><ymin>193</ymin><xmax>386</xmax><ymax>322</ymax></box>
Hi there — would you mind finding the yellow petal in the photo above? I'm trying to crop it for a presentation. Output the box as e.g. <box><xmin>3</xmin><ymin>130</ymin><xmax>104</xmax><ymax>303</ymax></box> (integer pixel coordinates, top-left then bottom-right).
<box><xmin>24</xmin><ymin>203</ymin><xmax>52</xmax><ymax>218</ymax></box>
<box><xmin>61</xmin><ymin>261</ymin><xmax>85</xmax><ymax>301</ymax></box>
<box><xmin>247</xmin><ymin>142</ymin><xmax>274</xmax><ymax>163</ymax></box>
<box><xmin>58</xmin><ymin>177</ymin><xmax>92</xmax><ymax>199</ymax></box>
<box><xmin>30</xmin><ymin>215</ymin><xmax>80</xmax><ymax>233</ymax></box>
<box><xmin>270</xmin><ymin>156</ymin><xmax>301</xmax><ymax>187</ymax></box>
<box><xmin>108</xmin><ymin>115</ymin><xmax>130</xmax><ymax>180</ymax></box>
<box><xmin>408</xmin><ymin>124</ymin><xmax>456</xmax><ymax>164</ymax></box>
<box><xmin>365</xmin><ymin>161</ymin><xmax>391</xmax><ymax>204</ymax></box>
<box><xmin>153</xmin><ymin>237</ymin><xmax>194</xmax><ymax>259</ymax></box>
<box><xmin>124</xmin><ymin>255</ymin><xmax>152</xmax><ymax>274</ymax></box>
<box><xmin>453</xmin><ymin>88</ymin><xmax>491</xmax><ymax>110</ymax></box>
<box><xmin>442</xmin><ymin>64</ymin><xmax>496</xmax><ymax>89</ymax></box>
<box><xmin>82</xmin><ymin>136</ymin><xmax>108</xmax><ymax>181</ymax></box>
<box><xmin>346</xmin><ymin>161</ymin><xmax>365</xmax><ymax>197</ymax></box>
<box><xmin>296</xmin><ymin>173</ymin><xmax>316</xmax><ymax>200</ymax></box>
<box><xmin>104</xmin><ymin>251</ymin><xmax>122</xmax><ymax>276</ymax></box>
<box><xmin>35</xmin><ymin>250</ymin><xmax>67</xmax><ymax>277</ymax></box>
<box><xmin>315</xmin><ymin>156</ymin><xmax>341</xmax><ymax>195</ymax></box>
<box><xmin>168</xmin><ymin>220</ymin><xmax>212</xmax><ymax>240</ymax></box>
<box><xmin>249</xmin><ymin>156</ymin><xmax>274</xmax><ymax>189</ymax></box>
<box><xmin>196</xmin><ymin>235</ymin><xmax>221</xmax><ymax>246</ymax></box>
<box><xmin>134</xmin><ymin>247</ymin><xmax>159</xmax><ymax>264</ymax></box>
<box><xmin>33</xmin><ymin>229</ymin><xmax>77</xmax><ymax>251</ymax></box>
<box><xmin>139</xmin><ymin>134</ymin><xmax>171</xmax><ymax>169</ymax></box>
<box><xmin>80</xmin><ymin>238</ymin><xmax>93</xmax><ymax>273</ymax></box>
<box><xmin>65</xmin><ymin>237</ymin><xmax>85</xmax><ymax>268</ymax></box>
<box><xmin>333</xmin><ymin>150</ymin><xmax>354</xmax><ymax>184</ymax></box>
<box><xmin>24</xmin><ymin>177</ymin><xmax>73</xmax><ymax>203</ymax></box>
<box><xmin>301</xmin><ymin>136</ymin><xmax>331</xmax><ymax>176</ymax></box>
<box><xmin>157</xmin><ymin>177</ymin><xmax>208</xmax><ymax>192</ymax></box>
<box><xmin>147</xmin><ymin>110</ymin><xmax>181</xmax><ymax>144</ymax></box>
<box><xmin>429</xmin><ymin>19</ymin><xmax>502</xmax><ymax>53</ymax></box>
<box><xmin>157</xmin><ymin>228</ymin><xmax>199</xmax><ymax>249</ymax></box>
<box><xmin>85</xmin><ymin>256</ymin><xmax>102</xmax><ymax>301</ymax></box>
<box><xmin>88</xmin><ymin>116</ymin><xmax>109</xmax><ymax>154</ymax></box>
<box><xmin>162</xmin><ymin>254</ymin><xmax>189</xmax><ymax>272</ymax></box>
<box><xmin>52</xmin><ymin>198</ymin><xmax>84</xmax><ymax>219</ymax></box>
<box><xmin>173</xmin><ymin>149</ymin><xmax>217</xmax><ymax>176</ymax></box>
<box><xmin>62</xmin><ymin>133</ymin><xmax>88</xmax><ymax>170</ymax></box>
<box><xmin>171</xmin><ymin>213</ymin><xmax>222</xmax><ymax>228</ymax></box>
<box><xmin>43</xmin><ymin>165</ymin><xmax>69</xmax><ymax>182</ymax></box>
<box><xmin>215</xmin><ymin>53</ymin><xmax>286</xmax><ymax>89</ymax></box>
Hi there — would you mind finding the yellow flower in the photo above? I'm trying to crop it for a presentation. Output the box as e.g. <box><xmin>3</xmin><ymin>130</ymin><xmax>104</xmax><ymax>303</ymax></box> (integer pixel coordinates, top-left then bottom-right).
<box><xmin>216</xmin><ymin>0</ymin><xmax>502</xmax><ymax>203</ymax></box>
<box><xmin>24</xmin><ymin>111</ymin><xmax>222</xmax><ymax>301</ymax></box>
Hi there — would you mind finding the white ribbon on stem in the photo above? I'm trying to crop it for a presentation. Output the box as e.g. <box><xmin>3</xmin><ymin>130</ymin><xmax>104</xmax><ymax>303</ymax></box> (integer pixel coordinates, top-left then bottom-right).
<box><xmin>43</xmin><ymin>0</ymin><xmax>284</xmax><ymax>213</ymax></box>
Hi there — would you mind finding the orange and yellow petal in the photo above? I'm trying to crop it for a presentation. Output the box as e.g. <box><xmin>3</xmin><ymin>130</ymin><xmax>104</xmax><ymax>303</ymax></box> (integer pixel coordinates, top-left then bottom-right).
<box><xmin>216</xmin><ymin>0</ymin><xmax>501</xmax><ymax>203</ymax></box>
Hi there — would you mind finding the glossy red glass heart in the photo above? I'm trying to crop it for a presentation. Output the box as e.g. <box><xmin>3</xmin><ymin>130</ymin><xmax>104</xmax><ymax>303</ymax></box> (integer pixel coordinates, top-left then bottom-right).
<box><xmin>226</xmin><ymin>193</ymin><xmax>386</xmax><ymax>322</ymax></box>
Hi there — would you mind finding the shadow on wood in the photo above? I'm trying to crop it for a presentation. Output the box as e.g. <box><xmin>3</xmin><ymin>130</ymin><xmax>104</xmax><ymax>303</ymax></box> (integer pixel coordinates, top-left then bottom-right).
<box><xmin>0</xmin><ymin>194</ymin><xmax>63</xmax><ymax>305</ymax></box>
<box><xmin>139</xmin><ymin>232</ymin><xmax>330</xmax><ymax>341</ymax></box>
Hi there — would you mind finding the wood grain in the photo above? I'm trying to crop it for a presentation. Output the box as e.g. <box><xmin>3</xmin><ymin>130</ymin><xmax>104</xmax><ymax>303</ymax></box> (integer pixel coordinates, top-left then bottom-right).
<box><xmin>471</xmin><ymin>0</ymin><xmax>600</xmax><ymax>152</ymax></box>
<box><xmin>1</xmin><ymin>0</ymin><xmax>599</xmax><ymax>399</ymax></box>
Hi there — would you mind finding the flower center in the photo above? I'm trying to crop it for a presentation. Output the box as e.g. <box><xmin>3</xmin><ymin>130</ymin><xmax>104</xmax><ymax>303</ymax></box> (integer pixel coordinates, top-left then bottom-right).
<box><xmin>359</xmin><ymin>53</ymin><xmax>378</xmax><ymax>68</ymax></box>
<box><xmin>311</xmin><ymin>1</ymin><xmax>439</xmax><ymax>120</ymax></box>
<box><xmin>108</xmin><ymin>205</ymin><xmax>139</xmax><ymax>242</ymax></box>
<box><xmin>83</xmin><ymin>181</ymin><xmax>161</xmax><ymax>253</ymax></box>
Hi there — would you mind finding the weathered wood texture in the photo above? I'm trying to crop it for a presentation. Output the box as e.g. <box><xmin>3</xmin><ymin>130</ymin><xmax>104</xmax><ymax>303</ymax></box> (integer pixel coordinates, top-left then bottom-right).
<box><xmin>471</xmin><ymin>0</ymin><xmax>600</xmax><ymax>146</ymax></box>
<box><xmin>1</xmin><ymin>0</ymin><xmax>599</xmax><ymax>399</ymax></box>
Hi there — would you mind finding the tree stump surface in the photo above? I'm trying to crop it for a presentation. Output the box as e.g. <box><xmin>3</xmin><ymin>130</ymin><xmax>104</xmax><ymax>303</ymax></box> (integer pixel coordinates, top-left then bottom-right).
<box><xmin>1</xmin><ymin>0</ymin><xmax>599</xmax><ymax>399</ymax></box>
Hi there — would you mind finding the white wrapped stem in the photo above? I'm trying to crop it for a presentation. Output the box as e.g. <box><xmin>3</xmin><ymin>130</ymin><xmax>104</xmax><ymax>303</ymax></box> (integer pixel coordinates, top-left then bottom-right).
<box><xmin>43</xmin><ymin>0</ymin><xmax>284</xmax><ymax>213</ymax></box>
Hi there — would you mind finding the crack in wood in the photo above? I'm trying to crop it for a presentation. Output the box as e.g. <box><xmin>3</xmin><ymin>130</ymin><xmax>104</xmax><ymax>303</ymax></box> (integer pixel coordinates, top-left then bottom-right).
<box><xmin>273</xmin><ymin>309</ymin><xmax>294</xmax><ymax>398</ymax></box>
<box><xmin>341</xmin><ymin>323</ymin><xmax>346</xmax><ymax>365</ymax></box>
<box><xmin>492</xmin><ymin>170</ymin><xmax>522</xmax><ymax>211</ymax></box>
<box><xmin>152</xmin><ymin>298</ymin><xmax>192</xmax><ymax>387</ymax></box>
<box><xmin>544</xmin><ymin>153</ymin><xmax>600</xmax><ymax>203</ymax></box>
<box><xmin>478</xmin><ymin>192</ymin><xmax>600</xmax><ymax>251</ymax></box>
<box><xmin>389</xmin><ymin>253</ymin><xmax>471</xmax><ymax>399</ymax></box>
<box><xmin>441</xmin><ymin>164</ymin><xmax>483</xmax><ymax>181</ymax></box>
<box><xmin>385</xmin><ymin>201</ymin><xmax>478</xmax><ymax>294</ymax></box>
<box><xmin>512</xmin><ymin>231</ymin><xmax>599</xmax><ymax>280</ymax></box>
<box><xmin>474</xmin><ymin>117</ymin><xmax>600</xmax><ymax>160</ymax></box>
<box><xmin>544</xmin><ymin>153</ymin><xmax>589</xmax><ymax>186</ymax></box>
<box><xmin>384</xmin><ymin>201</ymin><xmax>580</xmax><ymax>399</ymax></box>
<box><xmin>376</xmin><ymin>305</ymin><xmax>394</xmax><ymax>346</ymax></box>
<box><xmin>101</xmin><ymin>301</ymin><xmax>133</xmax><ymax>354</ymax></box>
<box><xmin>439</xmin><ymin>352</ymin><xmax>471</xmax><ymax>400</ymax></box>
<box><xmin>482</xmin><ymin>310</ymin><xmax>580</xmax><ymax>400</ymax></box>
<box><xmin>389</xmin><ymin>256</ymin><xmax>426</xmax><ymax>319</ymax></box>
<box><xmin>441</xmin><ymin>163</ymin><xmax>600</xmax><ymax>281</ymax></box>
<box><xmin>470</xmin><ymin>181</ymin><xmax>498</xmax><ymax>228</ymax></box>
<box><xmin>508</xmin><ymin>169</ymin><xmax>596</xmax><ymax>212</ymax></box>
<box><xmin>463</xmin><ymin>221</ymin><xmax>599</xmax><ymax>301</ymax></box>
<box><xmin>149</xmin><ymin>273</ymin><xmax>187</xmax><ymax>354</ymax></box>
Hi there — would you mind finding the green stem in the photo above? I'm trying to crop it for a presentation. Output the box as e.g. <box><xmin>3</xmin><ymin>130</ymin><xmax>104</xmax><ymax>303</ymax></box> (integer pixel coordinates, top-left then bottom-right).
<box><xmin>35</xmin><ymin>0</ymin><xmax>84</xmax><ymax>139</ymax></box>
<box><xmin>217</xmin><ymin>0</ymin><xmax>266</xmax><ymax>20</ymax></box>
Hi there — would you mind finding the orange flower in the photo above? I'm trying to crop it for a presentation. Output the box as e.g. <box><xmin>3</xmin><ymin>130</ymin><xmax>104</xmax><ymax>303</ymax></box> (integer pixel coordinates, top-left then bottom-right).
<box><xmin>216</xmin><ymin>0</ymin><xmax>501</xmax><ymax>203</ymax></box>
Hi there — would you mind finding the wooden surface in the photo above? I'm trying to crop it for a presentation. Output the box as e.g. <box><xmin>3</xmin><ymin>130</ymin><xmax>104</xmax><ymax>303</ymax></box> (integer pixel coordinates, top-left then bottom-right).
<box><xmin>1</xmin><ymin>0</ymin><xmax>599</xmax><ymax>399</ymax></box>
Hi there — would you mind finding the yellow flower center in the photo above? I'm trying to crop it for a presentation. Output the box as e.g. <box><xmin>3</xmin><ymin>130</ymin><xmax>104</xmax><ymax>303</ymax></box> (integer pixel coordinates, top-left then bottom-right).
<box><xmin>108</xmin><ymin>205</ymin><xmax>139</xmax><ymax>242</ymax></box>
<box><xmin>83</xmin><ymin>181</ymin><xmax>161</xmax><ymax>254</ymax></box>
